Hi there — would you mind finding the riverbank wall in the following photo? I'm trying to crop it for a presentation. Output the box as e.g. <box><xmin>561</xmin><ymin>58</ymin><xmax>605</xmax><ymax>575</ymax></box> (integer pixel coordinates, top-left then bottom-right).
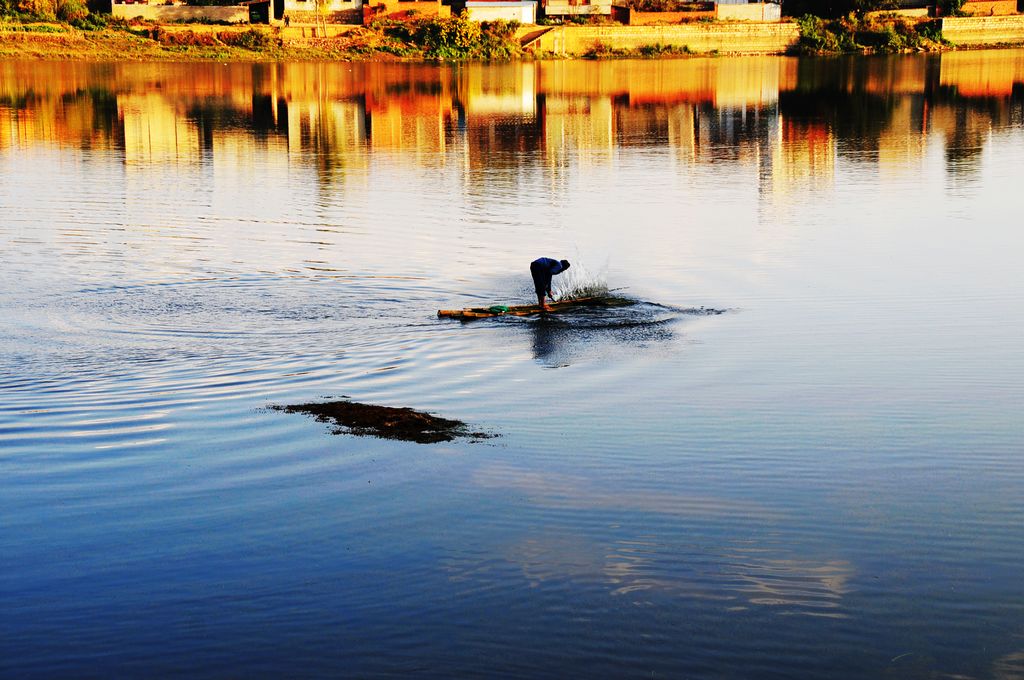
<box><xmin>526</xmin><ymin>22</ymin><xmax>800</xmax><ymax>56</ymax></box>
<box><xmin>942</xmin><ymin>15</ymin><xmax>1024</xmax><ymax>46</ymax></box>
<box><xmin>4</xmin><ymin>15</ymin><xmax>1024</xmax><ymax>61</ymax></box>
<box><xmin>111</xmin><ymin>4</ymin><xmax>249</xmax><ymax>22</ymax></box>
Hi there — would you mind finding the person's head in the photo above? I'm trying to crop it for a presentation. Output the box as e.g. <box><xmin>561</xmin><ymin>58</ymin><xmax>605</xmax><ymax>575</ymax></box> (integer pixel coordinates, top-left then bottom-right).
<box><xmin>560</xmin><ymin>259</ymin><xmax>571</xmax><ymax>271</ymax></box>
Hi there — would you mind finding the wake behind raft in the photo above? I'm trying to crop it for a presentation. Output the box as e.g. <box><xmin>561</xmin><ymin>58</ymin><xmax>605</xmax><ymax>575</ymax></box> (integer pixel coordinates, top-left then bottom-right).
<box><xmin>438</xmin><ymin>295</ymin><xmax>632</xmax><ymax>320</ymax></box>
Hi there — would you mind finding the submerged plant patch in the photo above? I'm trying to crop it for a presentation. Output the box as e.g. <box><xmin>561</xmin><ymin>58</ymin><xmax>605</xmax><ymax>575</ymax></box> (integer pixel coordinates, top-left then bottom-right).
<box><xmin>272</xmin><ymin>400</ymin><xmax>495</xmax><ymax>444</ymax></box>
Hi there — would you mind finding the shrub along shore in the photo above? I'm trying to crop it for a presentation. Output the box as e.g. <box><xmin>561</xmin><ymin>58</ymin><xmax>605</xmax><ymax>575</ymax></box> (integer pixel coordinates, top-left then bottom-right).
<box><xmin>0</xmin><ymin>11</ymin><xmax>1021</xmax><ymax>61</ymax></box>
<box><xmin>0</xmin><ymin>17</ymin><xmax>532</xmax><ymax>60</ymax></box>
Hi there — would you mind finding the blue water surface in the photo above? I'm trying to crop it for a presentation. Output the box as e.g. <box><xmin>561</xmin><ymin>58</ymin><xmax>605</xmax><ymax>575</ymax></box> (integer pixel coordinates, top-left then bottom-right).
<box><xmin>1</xmin><ymin>55</ymin><xmax>1023</xmax><ymax>678</ymax></box>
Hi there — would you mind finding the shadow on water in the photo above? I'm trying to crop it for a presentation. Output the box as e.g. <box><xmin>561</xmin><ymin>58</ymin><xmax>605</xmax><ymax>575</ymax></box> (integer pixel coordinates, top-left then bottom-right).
<box><xmin>513</xmin><ymin>299</ymin><xmax>726</xmax><ymax>368</ymax></box>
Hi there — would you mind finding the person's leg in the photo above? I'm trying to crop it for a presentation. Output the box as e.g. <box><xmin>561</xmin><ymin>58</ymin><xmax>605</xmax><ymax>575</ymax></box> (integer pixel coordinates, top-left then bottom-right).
<box><xmin>530</xmin><ymin>262</ymin><xmax>550</xmax><ymax>311</ymax></box>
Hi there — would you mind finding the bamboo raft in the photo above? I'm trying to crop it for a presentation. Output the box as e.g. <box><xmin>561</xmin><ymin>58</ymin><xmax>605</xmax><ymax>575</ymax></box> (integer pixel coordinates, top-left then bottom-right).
<box><xmin>438</xmin><ymin>296</ymin><xmax>629</xmax><ymax>319</ymax></box>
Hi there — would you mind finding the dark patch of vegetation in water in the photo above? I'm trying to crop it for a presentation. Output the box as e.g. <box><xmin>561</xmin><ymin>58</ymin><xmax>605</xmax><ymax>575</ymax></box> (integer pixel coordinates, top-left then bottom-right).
<box><xmin>272</xmin><ymin>400</ymin><xmax>496</xmax><ymax>444</ymax></box>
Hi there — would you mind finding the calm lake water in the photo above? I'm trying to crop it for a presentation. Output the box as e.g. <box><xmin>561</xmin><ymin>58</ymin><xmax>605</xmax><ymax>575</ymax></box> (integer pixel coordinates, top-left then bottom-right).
<box><xmin>2</xmin><ymin>53</ymin><xmax>1023</xmax><ymax>678</ymax></box>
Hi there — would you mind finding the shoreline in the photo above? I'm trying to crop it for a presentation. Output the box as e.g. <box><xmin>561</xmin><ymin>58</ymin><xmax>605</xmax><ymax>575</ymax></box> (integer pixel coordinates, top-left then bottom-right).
<box><xmin>2</xmin><ymin>19</ymin><xmax>1024</xmax><ymax>62</ymax></box>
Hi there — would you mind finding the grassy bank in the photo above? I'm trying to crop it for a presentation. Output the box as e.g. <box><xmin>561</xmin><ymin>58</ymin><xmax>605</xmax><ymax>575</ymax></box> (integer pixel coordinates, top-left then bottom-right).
<box><xmin>0</xmin><ymin>18</ymin><xmax>800</xmax><ymax>61</ymax></box>
<box><xmin>2</xmin><ymin>12</ymin><xmax>1022</xmax><ymax>61</ymax></box>
<box><xmin>0</xmin><ymin>23</ymin><xmax>284</xmax><ymax>59</ymax></box>
<box><xmin>0</xmin><ymin>15</ymin><xmax>528</xmax><ymax>61</ymax></box>
<box><xmin>580</xmin><ymin>41</ymin><xmax>693</xmax><ymax>59</ymax></box>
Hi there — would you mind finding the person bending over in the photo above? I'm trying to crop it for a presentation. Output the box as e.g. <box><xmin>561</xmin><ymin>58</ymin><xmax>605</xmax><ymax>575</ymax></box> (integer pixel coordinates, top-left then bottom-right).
<box><xmin>530</xmin><ymin>257</ymin><xmax>571</xmax><ymax>311</ymax></box>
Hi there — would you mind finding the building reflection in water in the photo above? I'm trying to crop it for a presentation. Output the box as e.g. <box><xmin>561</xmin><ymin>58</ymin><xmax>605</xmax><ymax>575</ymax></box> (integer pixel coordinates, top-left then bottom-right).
<box><xmin>2</xmin><ymin>52</ymin><xmax>1023</xmax><ymax>198</ymax></box>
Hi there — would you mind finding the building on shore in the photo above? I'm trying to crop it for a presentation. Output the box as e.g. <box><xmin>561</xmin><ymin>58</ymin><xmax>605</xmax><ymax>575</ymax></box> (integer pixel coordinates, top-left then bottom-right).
<box><xmin>274</xmin><ymin>0</ymin><xmax>362</xmax><ymax>24</ymax></box>
<box><xmin>110</xmin><ymin>0</ymin><xmax>786</xmax><ymax>25</ymax></box>
<box><xmin>450</xmin><ymin>0</ymin><xmax>539</xmax><ymax>22</ymax></box>
<box><xmin>956</xmin><ymin>0</ymin><xmax>1020</xmax><ymax>16</ymax></box>
<box><xmin>363</xmin><ymin>0</ymin><xmax>448</xmax><ymax>22</ymax></box>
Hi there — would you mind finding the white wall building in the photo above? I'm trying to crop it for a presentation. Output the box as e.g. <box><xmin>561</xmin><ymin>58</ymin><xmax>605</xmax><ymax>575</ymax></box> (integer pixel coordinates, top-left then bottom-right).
<box><xmin>463</xmin><ymin>0</ymin><xmax>538</xmax><ymax>22</ymax></box>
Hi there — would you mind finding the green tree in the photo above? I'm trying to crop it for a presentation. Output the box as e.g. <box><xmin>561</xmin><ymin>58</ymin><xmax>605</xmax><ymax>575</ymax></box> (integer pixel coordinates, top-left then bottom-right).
<box><xmin>56</xmin><ymin>0</ymin><xmax>88</xmax><ymax>21</ymax></box>
<box><xmin>412</xmin><ymin>14</ymin><xmax>482</xmax><ymax>58</ymax></box>
<box><xmin>18</xmin><ymin>0</ymin><xmax>57</xmax><ymax>19</ymax></box>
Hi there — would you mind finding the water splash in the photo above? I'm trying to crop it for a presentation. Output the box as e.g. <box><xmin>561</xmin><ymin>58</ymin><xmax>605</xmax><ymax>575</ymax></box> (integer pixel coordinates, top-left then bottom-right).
<box><xmin>553</xmin><ymin>259</ymin><xmax>611</xmax><ymax>301</ymax></box>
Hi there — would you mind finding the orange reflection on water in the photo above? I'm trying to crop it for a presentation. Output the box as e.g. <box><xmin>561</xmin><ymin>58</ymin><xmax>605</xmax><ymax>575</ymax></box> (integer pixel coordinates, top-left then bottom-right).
<box><xmin>940</xmin><ymin>48</ymin><xmax>1024</xmax><ymax>97</ymax></box>
<box><xmin>1</xmin><ymin>51</ymin><xmax>1022</xmax><ymax>190</ymax></box>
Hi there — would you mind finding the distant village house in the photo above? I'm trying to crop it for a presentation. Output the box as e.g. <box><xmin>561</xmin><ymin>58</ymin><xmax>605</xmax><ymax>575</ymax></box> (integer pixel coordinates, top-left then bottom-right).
<box><xmin>107</xmin><ymin>0</ymin><xmax>1022</xmax><ymax>28</ymax></box>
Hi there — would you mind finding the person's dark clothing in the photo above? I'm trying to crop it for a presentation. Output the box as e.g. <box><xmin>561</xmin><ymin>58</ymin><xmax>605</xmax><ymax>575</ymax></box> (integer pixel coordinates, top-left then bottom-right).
<box><xmin>530</xmin><ymin>257</ymin><xmax>566</xmax><ymax>298</ymax></box>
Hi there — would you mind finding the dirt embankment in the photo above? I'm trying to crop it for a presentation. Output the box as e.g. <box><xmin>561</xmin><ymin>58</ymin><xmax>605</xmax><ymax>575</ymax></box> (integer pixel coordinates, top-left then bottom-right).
<box><xmin>0</xmin><ymin>24</ymin><xmax>379</xmax><ymax>60</ymax></box>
